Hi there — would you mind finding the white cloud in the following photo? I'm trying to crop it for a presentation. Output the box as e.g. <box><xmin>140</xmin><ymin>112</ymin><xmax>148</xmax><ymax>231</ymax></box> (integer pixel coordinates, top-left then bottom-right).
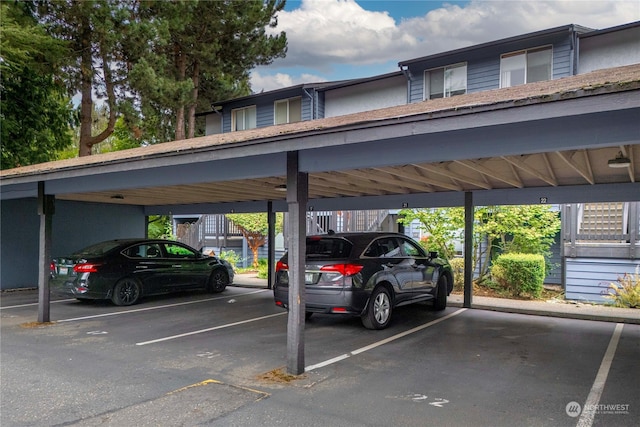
<box><xmin>259</xmin><ymin>0</ymin><xmax>639</xmax><ymax>90</ymax></box>
<box><xmin>250</xmin><ymin>71</ymin><xmax>328</xmax><ymax>93</ymax></box>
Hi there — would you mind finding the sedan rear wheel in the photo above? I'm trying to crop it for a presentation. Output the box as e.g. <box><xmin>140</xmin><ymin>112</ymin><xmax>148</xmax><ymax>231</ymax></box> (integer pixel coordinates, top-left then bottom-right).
<box><xmin>361</xmin><ymin>286</ymin><xmax>392</xmax><ymax>330</ymax></box>
<box><xmin>111</xmin><ymin>278</ymin><xmax>141</xmax><ymax>306</ymax></box>
<box><xmin>208</xmin><ymin>269</ymin><xmax>228</xmax><ymax>293</ymax></box>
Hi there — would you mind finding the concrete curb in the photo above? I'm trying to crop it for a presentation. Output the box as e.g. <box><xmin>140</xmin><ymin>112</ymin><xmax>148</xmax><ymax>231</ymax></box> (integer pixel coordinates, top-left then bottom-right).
<box><xmin>232</xmin><ymin>274</ymin><xmax>640</xmax><ymax>325</ymax></box>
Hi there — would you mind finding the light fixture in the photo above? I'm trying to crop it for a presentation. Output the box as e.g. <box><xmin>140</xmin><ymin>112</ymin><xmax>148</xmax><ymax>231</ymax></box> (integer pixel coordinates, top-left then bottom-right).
<box><xmin>608</xmin><ymin>151</ymin><xmax>631</xmax><ymax>168</ymax></box>
<box><xmin>275</xmin><ymin>184</ymin><xmax>287</xmax><ymax>191</ymax></box>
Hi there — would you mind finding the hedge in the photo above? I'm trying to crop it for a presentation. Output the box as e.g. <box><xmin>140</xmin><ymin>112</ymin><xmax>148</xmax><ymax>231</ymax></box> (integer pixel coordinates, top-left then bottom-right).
<box><xmin>491</xmin><ymin>253</ymin><xmax>545</xmax><ymax>298</ymax></box>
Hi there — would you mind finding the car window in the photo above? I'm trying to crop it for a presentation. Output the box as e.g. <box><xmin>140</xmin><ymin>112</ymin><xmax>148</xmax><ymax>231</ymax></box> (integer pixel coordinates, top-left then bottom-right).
<box><xmin>365</xmin><ymin>237</ymin><xmax>400</xmax><ymax>258</ymax></box>
<box><xmin>73</xmin><ymin>241</ymin><xmax>122</xmax><ymax>257</ymax></box>
<box><xmin>306</xmin><ymin>237</ymin><xmax>352</xmax><ymax>259</ymax></box>
<box><xmin>124</xmin><ymin>243</ymin><xmax>162</xmax><ymax>259</ymax></box>
<box><xmin>400</xmin><ymin>238</ymin><xmax>426</xmax><ymax>258</ymax></box>
<box><xmin>163</xmin><ymin>243</ymin><xmax>197</xmax><ymax>259</ymax></box>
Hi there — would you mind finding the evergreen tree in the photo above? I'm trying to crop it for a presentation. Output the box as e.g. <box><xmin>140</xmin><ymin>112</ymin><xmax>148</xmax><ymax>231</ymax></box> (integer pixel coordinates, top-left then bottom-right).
<box><xmin>0</xmin><ymin>2</ymin><xmax>74</xmax><ymax>169</ymax></box>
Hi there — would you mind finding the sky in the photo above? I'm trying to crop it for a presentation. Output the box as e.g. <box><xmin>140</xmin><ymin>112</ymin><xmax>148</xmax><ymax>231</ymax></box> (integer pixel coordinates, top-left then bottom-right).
<box><xmin>250</xmin><ymin>0</ymin><xmax>640</xmax><ymax>92</ymax></box>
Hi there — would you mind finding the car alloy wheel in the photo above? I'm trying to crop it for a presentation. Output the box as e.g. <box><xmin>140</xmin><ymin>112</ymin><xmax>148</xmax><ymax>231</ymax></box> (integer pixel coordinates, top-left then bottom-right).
<box><xmin>208</xmin><ymin>270</ymin><xmax>228</xmax><ymax>293</ymax></box>
<box><xmin>111</xmin><ymin>278</ymin><xmax>141</xmax><ymax>306</ymax></box>
<box><xmin>361</xmin><ymin>286</ymin><xmax>392</xmax><ymax>330</ymax></box>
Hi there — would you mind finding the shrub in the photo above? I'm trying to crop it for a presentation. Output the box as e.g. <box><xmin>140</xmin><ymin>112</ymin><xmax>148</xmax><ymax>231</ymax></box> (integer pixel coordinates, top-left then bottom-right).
<box><xmin>257</xmin><ymin>258</ymin><xmax>269</xmax><ymax>279</ymax></box>
<box><xmin>449</xmin><ymin>257</ymin><xmax>465</xmax><ymax>292</ymax></box>
<box><xmin>218</xmin><ymin>250</ymin><xmax>240</xmax><ymax>270</ymax></box>
<box><xmin>491</xmin><ymin>253</ymin><xmax>545</xmax><ymax>298</ymax></box>
<box><xmin>606</xmin><ymin>267</ymin><xmax>640</xmax><ymax>308</ymax></box>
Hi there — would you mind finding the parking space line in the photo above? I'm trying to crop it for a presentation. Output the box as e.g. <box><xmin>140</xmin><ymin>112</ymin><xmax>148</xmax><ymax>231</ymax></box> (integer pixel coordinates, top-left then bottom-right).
<box><xmin>577</xmin><ymin>323</ymin><xmax>624</xmax><ymax>427</ymax></box>
<box><xmin>136</xmin><ymin>312</ymin><xmax>287</xmax><ymax>346</ymax></box>
<box><xmin>56</xmin><ymin>289</ymin><xmax>268</xmax><ymax>323</ymax></box>
<box><xmin>305</xmin><ymin>308</ymin><xmax>467</xmax><ymax>372</ymax></box>
<box><xmin>0</xmin><ymin>299</ymin><xmax>76</xmax><ymax>310</ymax></box>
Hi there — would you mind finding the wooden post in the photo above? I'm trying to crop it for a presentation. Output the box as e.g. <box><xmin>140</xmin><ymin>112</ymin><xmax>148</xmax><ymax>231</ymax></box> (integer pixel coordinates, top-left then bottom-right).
<box><xmin>463</xmin><ymin>191</ymin><xmax>473</xmax><ymax>309</ymax></box>
<box><xmin>267</xmin><ymin>201</ymin><xmax>276</xmax><ymax>290</ymax></box>
<box><xmin>286</xmin><ymin>151</ymin><xmax>308</xmax><ymax>375</ymax></box>
<box><xmin>37</xmin><ymin>182</ymin><xmax>54</xmax><ymax>323</ymax></box>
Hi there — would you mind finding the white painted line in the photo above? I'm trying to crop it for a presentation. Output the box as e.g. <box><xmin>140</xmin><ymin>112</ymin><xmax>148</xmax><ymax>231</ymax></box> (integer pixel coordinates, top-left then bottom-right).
<box><xmin>305</xmin><ymin>308</ymin><xmax>467</xmax><ymax>372</ymax></box>
<box><xmin>136</xmin><ymin>312</ymin><xmax>287</xmax><ymax>346</ymax></box>
<box><xmin>0</xmin><ymin>299</ymin><xmax>76</xmax><ymax>310</ymax></box>
<box><xmin>56</xmin><ymin>289</ymin><xmax>267</xmax><ymax>323</ymax></box>
<box><xmin>576</xmin><ymin>323</ymin><xmax>624</xmax><ymax>427</ymax></box>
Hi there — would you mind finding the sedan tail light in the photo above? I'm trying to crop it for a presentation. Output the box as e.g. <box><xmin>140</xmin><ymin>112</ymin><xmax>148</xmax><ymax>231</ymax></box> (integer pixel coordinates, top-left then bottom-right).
<box><xmin>74</xmin><ymin>263</ymin><xmax>100</xmax><ymax>273</ymax></box>
<box><xmin>320</xmin><ymin>264</ymin><xmax>363</xmax><ymax>276</ymax></box>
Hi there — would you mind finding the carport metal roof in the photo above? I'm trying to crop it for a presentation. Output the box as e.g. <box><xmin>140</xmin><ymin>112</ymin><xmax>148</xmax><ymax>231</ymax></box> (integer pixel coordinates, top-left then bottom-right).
<box><xmin>2</xmin><ymin>64</ymin><xmax>639</xmax><ymax>212</ymax></box>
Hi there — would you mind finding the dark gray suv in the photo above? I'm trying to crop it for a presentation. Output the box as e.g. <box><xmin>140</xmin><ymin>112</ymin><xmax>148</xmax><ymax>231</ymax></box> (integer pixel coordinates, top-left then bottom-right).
<box><xmin>273</xmin><ymin>232</ymin><xmax>453</xmax><ymax>329</ymax></box>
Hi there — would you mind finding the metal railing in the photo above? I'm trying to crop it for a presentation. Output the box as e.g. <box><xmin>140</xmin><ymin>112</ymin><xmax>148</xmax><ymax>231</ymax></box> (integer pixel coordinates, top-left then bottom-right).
<box><xmin>177</xmin><ymin>210</ymin><xmax>392</xmax><ymax>250</ymax></box>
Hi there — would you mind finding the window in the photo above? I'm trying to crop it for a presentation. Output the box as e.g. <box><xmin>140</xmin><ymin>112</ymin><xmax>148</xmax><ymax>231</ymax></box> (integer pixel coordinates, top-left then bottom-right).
<box><xmin>231</xmin><ymin>106</ymin><xmax>256</xmax><ymax>131</ymax></box>
<box><xmin>500</xmin><ymin>46</ymin><xmax>552</xmax><ymax>88</ymax></box>
<box><xmin>424</xmin><ymin>63</ymin><xmax>467</xmax><ymax>100</ymax></box>
<box><xmin>163</xmin><ymin>243</ymin><xmax>197</xmax><ymax>259</ymax></box>
<box><xmin>365</xmin><ymin>238</ymin><xmax>400</xmax><ymax>258</ymax></box>
<box><xmin>274</xmin><ymin>97</ymin><xmax>302</xmax><ymax>125</ymax></box>
<box><xmin>400</xmin><ymin>239</ymin><xmax>425</xmax><ymax>258</ymax></box>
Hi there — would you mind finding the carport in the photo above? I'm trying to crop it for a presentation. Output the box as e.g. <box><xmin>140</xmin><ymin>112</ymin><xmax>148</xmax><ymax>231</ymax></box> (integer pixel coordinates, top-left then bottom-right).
<box><xmin>1</xmin><ymin>64</ymin><xmax>639</xmax><ymax>375</ymax></box>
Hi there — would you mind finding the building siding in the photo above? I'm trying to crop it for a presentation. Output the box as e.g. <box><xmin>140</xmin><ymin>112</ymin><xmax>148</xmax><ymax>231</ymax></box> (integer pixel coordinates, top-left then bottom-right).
<box><xmin>565</xmin><ymin>257</ymin><xmax>639</xmax><ymax>303</ymax></box>
<box><xmin>1</xmin><ymin>199</ymin><xmax>146</xmax><ymax>289</ymax></box>
<box><xmin>407</xmin><ymin>31</ymin><xmax>576</xmax><ymax>103</ymax></box>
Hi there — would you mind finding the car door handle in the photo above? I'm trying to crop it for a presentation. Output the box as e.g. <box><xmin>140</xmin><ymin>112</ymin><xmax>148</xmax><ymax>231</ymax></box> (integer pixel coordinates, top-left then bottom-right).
<box><xmin>172</xmin><ymin>264</ymin><xmax>182</xmax><ymax>268</ymax></box>
<box><xmin>136</xmin><ymin>266</ymin><xmax>148</xmax><ymax>269</ymax></box>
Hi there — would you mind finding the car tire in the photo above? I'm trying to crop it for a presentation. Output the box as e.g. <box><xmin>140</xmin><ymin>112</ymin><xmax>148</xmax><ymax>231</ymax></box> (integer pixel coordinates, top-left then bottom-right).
<box><xmin>432</xmin><ymin>275</ymin><xmax>448</xmax><ymax>311</ymax></box>
<box><xmin>305</xmin><ymin>312</ymin><xmax>313</xmax><ymax>320</ymax></box>
<box><xmin>208</xmin><ymin>269</ymin><xmax>228</xmax><ymax>293</ymax></box>
<box><xmin>361</xmin><ymin>286</ymin><xmax>392</xmax><ymax>330</ymax></box>
<box><xmin>111</xmin><ymin>278</ymin><xmax>141</xmax><ymax>306</ymax></box>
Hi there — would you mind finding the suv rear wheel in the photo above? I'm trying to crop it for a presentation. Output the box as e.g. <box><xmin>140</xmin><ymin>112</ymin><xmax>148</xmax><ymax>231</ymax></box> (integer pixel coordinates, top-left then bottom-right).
<box><xmin>361</xmin><ymin>286</ymin><xmax>392</xmax><ymax>330</ymax></box>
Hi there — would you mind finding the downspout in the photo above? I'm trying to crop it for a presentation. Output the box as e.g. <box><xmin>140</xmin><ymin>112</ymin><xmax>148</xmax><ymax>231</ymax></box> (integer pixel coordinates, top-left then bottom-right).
<box><xmin>303</xmin><ymin>88</ymin><xmax>315</xmax><ymax>119</ymax></box>
<box><xmin>571</xmin><ymin>25</ymin><xmax>580</xmax><ymax>75</ymax></box>
<box><xmin>212</xmin><ymin>105</ymin><xmax>224</xmax><ymax>133</ymax></box>
<box><xmin>400</xmin><ymin>65</ymin><xmax>412</xmax><ymax>104</ymax></box>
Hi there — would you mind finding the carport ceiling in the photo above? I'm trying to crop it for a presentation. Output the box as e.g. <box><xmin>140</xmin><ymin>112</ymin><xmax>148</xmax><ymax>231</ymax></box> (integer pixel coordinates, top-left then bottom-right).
<box><xmin>2</xmin><ymin>65</ymin><xmax>639</xmax><ymax>210</ymax></box>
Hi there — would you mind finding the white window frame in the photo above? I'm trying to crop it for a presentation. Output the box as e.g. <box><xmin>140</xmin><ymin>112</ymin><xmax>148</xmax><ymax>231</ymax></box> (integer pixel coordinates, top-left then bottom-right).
<box><xmin>231</xmin><ymin>106</ymin><xmax>256</xmax><ymax>131</ymax></box>
<box><xmin>274</xmin><ymin>97</ymin><xmax>302</xmax><ymax>125</ymax></box>
<box><xmin>500</xmin><ymin>45</ymin><xmax>553</xmax><ymax>88</ymax></box>
<box><xmin>423</xmin><ymin>62</ymin><xmax>467</xmax><ymax>100</ymax></box>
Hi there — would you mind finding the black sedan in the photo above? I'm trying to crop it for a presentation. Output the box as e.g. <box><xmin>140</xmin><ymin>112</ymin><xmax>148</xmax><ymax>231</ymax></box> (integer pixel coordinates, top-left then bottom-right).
<box><xmin>50</xmin><ymin>239</ymin><xmax>234</xmax><ymax>306</ymax></box>
<box><xmin>273</xmin><ymin>232</ymin><xmax>453</xmax><ymax>329</ymax></box>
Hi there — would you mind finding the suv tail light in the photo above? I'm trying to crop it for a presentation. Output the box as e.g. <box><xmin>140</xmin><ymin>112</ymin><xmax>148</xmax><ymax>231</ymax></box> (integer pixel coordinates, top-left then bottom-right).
<box><xmin>276</xmin><ymin>261</ymin><xmax>288</xmax><ymax>272</ymax></box>
<box><xmin>74</xmin><ymin>263</ymin><xmax>100</xmax><ymax>273</ymax></box>
<box><xmin>320</xmin><ymin>264</ymin><xmax>363</xmax><ymax>276</ymax></box>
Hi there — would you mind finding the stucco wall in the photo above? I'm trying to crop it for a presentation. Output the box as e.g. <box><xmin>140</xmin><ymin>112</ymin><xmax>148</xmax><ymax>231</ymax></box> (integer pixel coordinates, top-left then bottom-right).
<box><xmin>324</xmin><ymin>75</ymin><xmax>406</xmax><ymax>118</ymax></box>
<box><xmin>579</xmin><ymin>27</ymin><xmax>640</xmax><ymax>74</ymax></box>
<box><xmin>1</xmin><ymin>199</ymin><xmax>146</xmax><ymax>290</ymax></box>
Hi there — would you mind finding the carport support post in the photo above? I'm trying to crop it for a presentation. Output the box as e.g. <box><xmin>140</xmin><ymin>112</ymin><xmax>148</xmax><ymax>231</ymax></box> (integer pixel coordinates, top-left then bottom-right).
<box><xmin>37</xmin><ymin>182</ymin><xmax>54</xmax><ymax>323</ymax></box>
<box><xmin>267</xmin><ymin>201</ymin><xmax>275</xmax><ymax>290</ymax></box>
<box><xmin>463</xmin><ymin>191</ymin><xmax>473</xmax><ymax>308</ymax></box>
<box><xmin>286</xmin><ymin>151</ymin><xmax>307</xmax><ymax>375</ymax></box>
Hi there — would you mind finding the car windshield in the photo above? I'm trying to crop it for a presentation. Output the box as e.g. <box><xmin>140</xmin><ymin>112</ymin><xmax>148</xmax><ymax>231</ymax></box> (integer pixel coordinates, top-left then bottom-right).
<box><xmin>72</xmin><ymin>241</ymin><xmax>123</xmax><ymax>257</ymax></box>
<box><xmin>306</xmin><ymin>237</ymin><xmax>352</xmax><ymax>259</ymax></box>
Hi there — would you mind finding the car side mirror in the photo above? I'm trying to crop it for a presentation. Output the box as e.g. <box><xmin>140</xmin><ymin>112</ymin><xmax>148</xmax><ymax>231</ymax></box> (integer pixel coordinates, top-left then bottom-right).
<box><xmin>429</xmin><ymin>251</ymin><xmax>438</xmax><ymax>259</ymax></box>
